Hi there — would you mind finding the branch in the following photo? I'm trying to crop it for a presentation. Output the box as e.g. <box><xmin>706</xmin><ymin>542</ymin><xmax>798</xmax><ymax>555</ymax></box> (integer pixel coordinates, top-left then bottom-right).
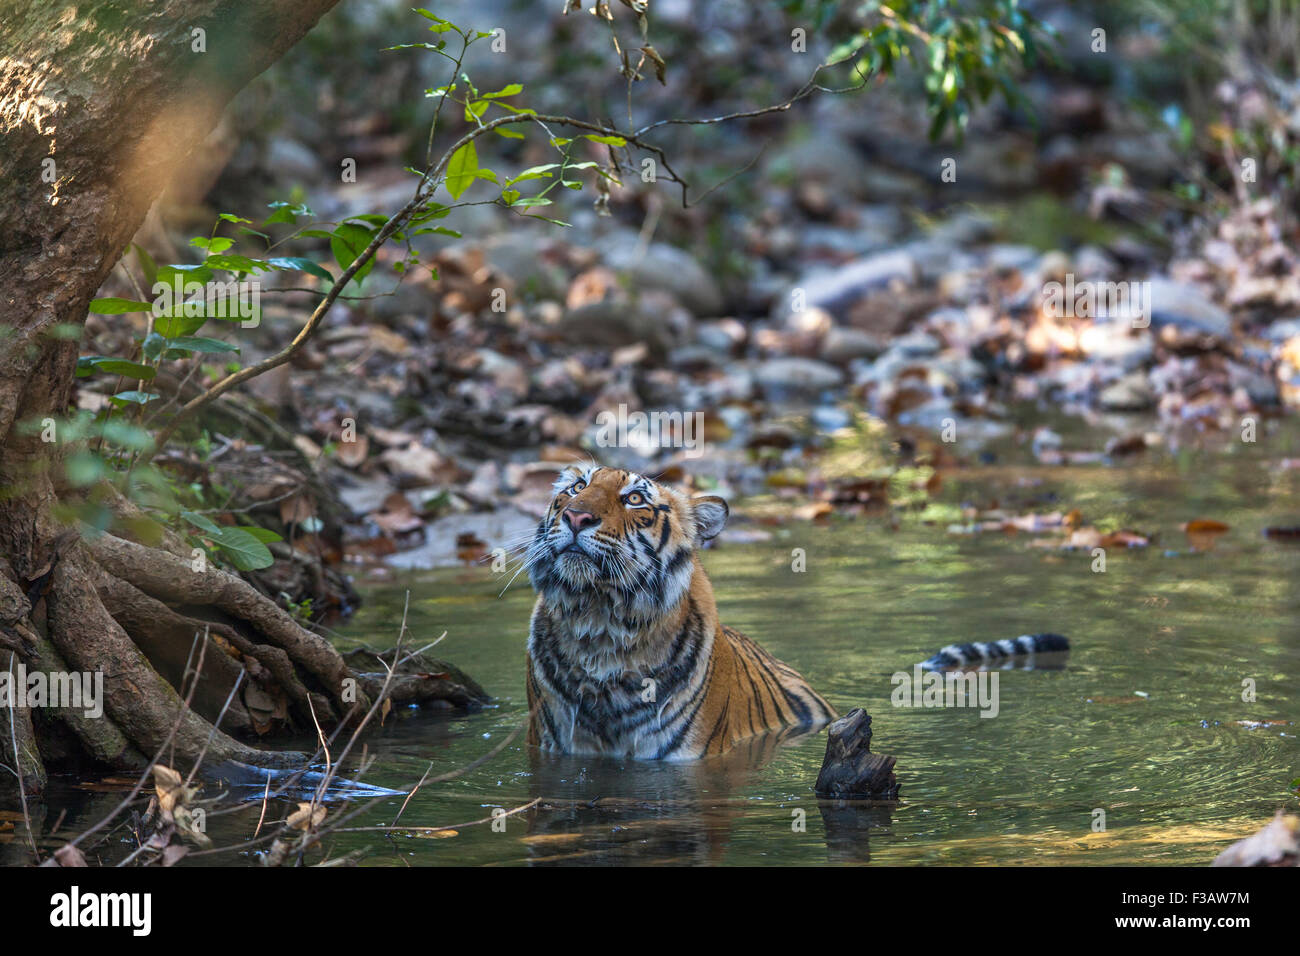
<box><xmin>149</xmin><ymin>63</ymin><xmax>869</xmax><ymax>454</ymax></box>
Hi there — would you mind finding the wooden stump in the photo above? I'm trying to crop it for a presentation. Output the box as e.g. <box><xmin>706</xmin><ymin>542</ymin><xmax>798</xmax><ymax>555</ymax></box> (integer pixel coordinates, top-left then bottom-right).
<box><xmin>814</xmin><ymin>708</ymin><xmax>899</xmax><ymax>800</ymax></box>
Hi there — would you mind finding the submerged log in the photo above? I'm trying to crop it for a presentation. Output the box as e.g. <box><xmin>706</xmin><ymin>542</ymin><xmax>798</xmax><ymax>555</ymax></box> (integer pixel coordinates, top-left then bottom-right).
<box><xmin>814</xmin><ymin>708</ymin><xmax>899</xmax><ymax>801</ymax></box>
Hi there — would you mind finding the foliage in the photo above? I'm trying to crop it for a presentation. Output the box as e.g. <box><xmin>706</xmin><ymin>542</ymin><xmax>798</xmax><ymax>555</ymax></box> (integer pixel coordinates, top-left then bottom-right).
<box><xmin>60</xmin><ymin>3</ymin><xmax>1050</xmax><ymax>575</ymax></box>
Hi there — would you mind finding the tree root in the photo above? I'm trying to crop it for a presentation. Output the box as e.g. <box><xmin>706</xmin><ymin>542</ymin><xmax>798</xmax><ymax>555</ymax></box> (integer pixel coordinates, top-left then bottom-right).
<box><xmin>2</xmin><ymin>496</ymin><xmax>487</xmax><ymax>808</ymax></box>
<box><xmin>45</xmin><ymin>547</ymin><xmax>308</xmax><ymax>771</ymax></box>
<box><xmin>85</xmin><ymin>531</ymin><xmax>362</xmax><ymax>723</ymax></box>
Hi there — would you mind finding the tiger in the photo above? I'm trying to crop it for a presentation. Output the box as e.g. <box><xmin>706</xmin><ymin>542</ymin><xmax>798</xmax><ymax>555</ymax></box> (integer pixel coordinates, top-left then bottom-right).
<box><xmin>524</xmin><ymin>464</ymin><xmax>835</xmax><ymax>761</ymax></box>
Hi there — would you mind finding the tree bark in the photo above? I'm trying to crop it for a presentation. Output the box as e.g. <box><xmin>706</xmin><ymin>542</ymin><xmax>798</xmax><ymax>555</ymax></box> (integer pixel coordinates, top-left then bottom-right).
<box><xmin>0</xmin><ymin>1</ymin><xmax>387</xmax><ymax>793</ymax></box>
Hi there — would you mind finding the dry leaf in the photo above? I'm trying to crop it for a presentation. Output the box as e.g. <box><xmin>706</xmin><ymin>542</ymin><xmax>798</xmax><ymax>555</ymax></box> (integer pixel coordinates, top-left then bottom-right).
<box><xmin>152</xmin><ymin>765</ymin><xmax>189</xmax><ymax>814</ymax></box>
<box><xmin>286</xmin><ymin>802</ymin><xmax>327</xmax><ymax>832</ymax></box>
<box><xmin>414</xmin><ymin>829</ymin><xmax>458</xmax><ymax>839</ymax></box>
<box><xmin>1183</xmin><ymin>518</ymin><xmax>1230</xmax><ymax>550</ymax></box>
<box><xmin>336</xmin><ymin>432</ymin><xmax>370</xmax><ymax>468</ymax></box>
<box><xmin>54</xmin><ymin>844</ymin><xmax>87</xmax><ymax>867</ymax></box>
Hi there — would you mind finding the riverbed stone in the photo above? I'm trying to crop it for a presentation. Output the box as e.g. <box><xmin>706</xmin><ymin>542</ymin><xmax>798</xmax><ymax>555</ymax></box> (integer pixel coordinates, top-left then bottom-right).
<box><xmin>1146</xmin><ymin>277</ymin><xmax>1233</xmax><ymax>337</ymax></box>
<box><xmin>754</xmin><ymin>357</ymin><xmax>844</xmax><ymax>396</ymax></box>
<box><xmin>1099</xmin><ymin>371</ymin><xmax>1156</xmax><ymax>411</ymax></box>
<box><xmin>774</xmin><ymin>248</ymin><xmax>918</xmax><ymax>324</ymax></box>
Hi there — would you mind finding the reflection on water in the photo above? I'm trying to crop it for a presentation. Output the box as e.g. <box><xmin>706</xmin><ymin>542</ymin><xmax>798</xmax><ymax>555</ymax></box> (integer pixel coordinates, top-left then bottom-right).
<box><xmin>8</xmin><ymin>438</ymin><xmax>1300</xmax><ymax>865</ymax></box>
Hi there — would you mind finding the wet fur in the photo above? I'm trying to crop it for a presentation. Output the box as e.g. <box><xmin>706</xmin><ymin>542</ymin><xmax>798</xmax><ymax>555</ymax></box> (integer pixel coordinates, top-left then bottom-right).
<box><xmin>525</xmin><ymin>466</ymin><xmax>834</xmax><ymax>760</ymax></box>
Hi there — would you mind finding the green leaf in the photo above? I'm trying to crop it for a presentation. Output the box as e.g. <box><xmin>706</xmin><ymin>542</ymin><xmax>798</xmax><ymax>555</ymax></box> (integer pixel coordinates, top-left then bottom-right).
<box><xmin>169</xmin><ymin>336</ymin><xmax>239</xmax><ymax>353</ymax></box>
<box><xmin>482</xmin><ymin>83</ymin><xmax>523</xmax><ymax>99</ymax></box>
<box><xmin>205</xmin><ymin>253</ymin><xmax>264</xmax><ymax>274</ymax></box>
<box><xmin>237</xmin><ymin>526</ymin><xmax>283</xmax><ymax>544</ymax></box>
<box><xmin>76</xmin><ymin>356</ymin><xmax>156</xmax><ymax>380</ymax></box>
<box><xmin>182</xmin><ymin>511</ymin><xmax>223</xmax><ymax>535</ymax></box>
<box><xmin>153</xmin><ymin>312</ymin><xmax>208</xmax><ymax>338</ymax></box>
<box><xmin>505</xmin><ymin>163</ymin><xmax>558</xmax><ymax>186</ymax></box>
<box><xmin>211</xmin><ymin>527</ymin><xmax>275</xmax><ymax>571</ymax></box>
<box><xmin>267</xmin><ymin>257</ymin><xmax>334</xmax><ymax>282</ymax></box>
<box><xmin>190</xmin><ymin>236</ymin><xmax>234</xmax><ymax>254</ymax></box>
<box><xmin>98</xmin><ymin>420</ymin><xmax>153</xmax><ymax>451</ymax></box>
<box><xmin>445</xmin><ymin>141</ymin><xmax>478</xmax><ymax>199</ymax></box>
<box><xmin>156</xmin><ymin>263</ymin><xmax>214</xmax><ymax>286</ymax></box>
<box><xmin>88</xmin><ymin>297</ymin><xmax>155</xmax><ymax>315</ymax></box>
<box><xmin>142</xmin><ymin>331</ymin><xmax>167</xmax><ymax>361</ymax></box>
<box><xmin>330</xmin><ymin>223</ymin><xmax>376</xmax><ymax>285</ymax></box>
<box><xmin>109</xmin><ymin>390</ymin><xmax>160</xmax><ymax>407</ymax></box>
<box><xmin>584</xmin><ymin>134</ymin><xmax>626</xmax><ymax>146</ymax></box>
<box><xmin>65</xmin><ymin>451</ymin><xmax>105</xmax><ymax>488</ymax></box>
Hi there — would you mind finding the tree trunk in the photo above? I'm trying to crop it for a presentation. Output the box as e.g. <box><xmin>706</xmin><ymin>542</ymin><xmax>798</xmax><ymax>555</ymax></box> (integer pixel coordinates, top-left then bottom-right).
<box><xmin>0</xmin><ymin>1</ymin><xmax>483</xmax><ymax>797</ymax></box>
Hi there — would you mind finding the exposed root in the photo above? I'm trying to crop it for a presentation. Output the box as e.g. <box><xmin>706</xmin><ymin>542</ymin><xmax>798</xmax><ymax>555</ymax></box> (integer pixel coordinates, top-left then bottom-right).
<box><xmin>85</xmin><ymin>531</ymin><xmax>365</xmax><ymax>722</ymax></box>
<box><xmin>94</xmin><ymin>572</ymin><xmax>256</xmax><ymax>734</ymax></box>
<box><xmin>3</xmin><ymin>651</ymin><xmax>46</xmax><ymax>798</ymax></box>
<box><xmin>45</xmin><ymin>547</ymin><xmax>307</xmax><ymax>771</ymax></box>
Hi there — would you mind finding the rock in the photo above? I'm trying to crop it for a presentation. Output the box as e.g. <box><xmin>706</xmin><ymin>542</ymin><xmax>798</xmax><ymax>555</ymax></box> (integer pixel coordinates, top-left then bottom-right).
<box><xmin>386</xmin><ymin>507</ymin><xmax>539</xmax><ymax>570</ymax></box>
<box><xmin>1228</xmin><ymin>361</ymin><xmax>1279</xmax><ymax>406</ymax></box>
<box><xmin>555</xmin><ymin>300</ymin><xmax>675</xmax><ymax>359</ymax></box>
<box><xmin>1075</xmin><ymin>244</ymin><xmax>1119</xmax><ymax>279</ymax></box>
<box><xmin>1079</xmin><ymin>321</ymin><xmax>1155</xmax><ymax>371</ymax></box>
<box><xmin>892</xmin><ymin>330</ymin><xmax>942</xmax><ymax>358</ymax></box>
<box><xmin>763</xmin><ymin>129</ymin><xmax>870</xmax><ymax>199</ymax></box>
<box><xmin>820</xmin><ymin>326</ymin><xmax>886</xmax><ymax>364</ymax></box>
<box><xmin>265</xmin><ymin>136</ymin><xmax>322</xmax><ymax>182</ymax></box>
<box><xmin>896</xmin><ymin>396</ymin><xmax>957</xmax><ymax>430</ymax></box>
<box><xmin>774</xmin><ymin>249</ymin><xmax>918</xmax><ymax>323</ymax></box>
<box><xmin>987</xmin><ymin>244</ymin><xmax>1041</xmax><ymax>274</ymax></box>
<box><xmin>1146</xmin><ymin>277</ymin><xmax>1233</xmax><ymax>337</ymax></box>
<box><xmin>479</xmin><ymin>233</ymin><xmax>570</xmax><ymax>301</ymax></box>
<box><xmin>694</xmin><ymin>318</ymin><xmax>747</xmax><ymax>354</ymax></box>
<box><xmin>1099</xmin><ymin>371</ymin><xmax>1156</xmax><ymax>411</ymax></box>
<box><xmin>603</xmin><ymin>239</ymin><xmax>724</xmax><ymax>316</ymax></box>
<box><xmin>1264</xmin><ymin>317</ymin><xmax>1300</xmax><ymax>342</ymax></box>
<box><xmin>1212</xmin><ymin>812</ymin><xmax>1299</xmax><ymax>867</ymax></box>
<box><xmin>814</xmin><ymin>708</ymin><xmax>899</xmax><ymax>800</ymax></box>
<box><xmin>811</xmin><ymin>405</ymin><xmax>853</xmax><ymax>432</ymax></box>
<box><xmin>753</xmin><ymin>357</ymin><xmax>843</xmax><ymax>397</ymax></box>
<box><xmin>927</xmin><ymin>210</ymin><xmax>997</xmax><ymax>247</ymax></box>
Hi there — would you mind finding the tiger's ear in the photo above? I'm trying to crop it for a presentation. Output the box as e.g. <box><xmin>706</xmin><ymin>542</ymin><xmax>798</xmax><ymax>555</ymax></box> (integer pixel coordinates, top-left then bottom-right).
<box><xmin>691</xmin><ymin>496</ymin><xmax>729</xmax><ymax>542</ymax></box>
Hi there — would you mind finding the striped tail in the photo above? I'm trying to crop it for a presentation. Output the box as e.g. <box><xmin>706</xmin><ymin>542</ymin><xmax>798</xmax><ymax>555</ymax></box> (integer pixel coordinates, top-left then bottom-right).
<box><xmin>920</xmin><ymin>633</ymin><xmax>1070</xmax><ymax>671</ymax></box>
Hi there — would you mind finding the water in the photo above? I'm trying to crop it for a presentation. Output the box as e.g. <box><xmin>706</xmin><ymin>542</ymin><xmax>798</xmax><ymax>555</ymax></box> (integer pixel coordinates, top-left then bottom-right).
<box><xmin>8</xmin><ymin>438</ymin><xmax>1300</xmax><ymax>865</ymax></box>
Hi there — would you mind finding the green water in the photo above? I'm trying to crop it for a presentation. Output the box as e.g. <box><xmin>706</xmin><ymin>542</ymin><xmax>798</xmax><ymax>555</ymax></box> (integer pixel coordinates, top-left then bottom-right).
<box><xmin>9</xmin><ymin>440</ymin><xmax>1300</xmax><ymax>866</ymax></box>
<box><xmin>306</xmin><ymin>443</ymin><xmax>1299</xmax><ymax>866</ymax></box>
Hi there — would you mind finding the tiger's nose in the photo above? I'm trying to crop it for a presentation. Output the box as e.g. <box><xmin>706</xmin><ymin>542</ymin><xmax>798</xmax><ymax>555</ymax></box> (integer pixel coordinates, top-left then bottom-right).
<box><xmin>562</xmin><ymin>508</ymin><xmax>598</xmax><ymax>533</ymax></box>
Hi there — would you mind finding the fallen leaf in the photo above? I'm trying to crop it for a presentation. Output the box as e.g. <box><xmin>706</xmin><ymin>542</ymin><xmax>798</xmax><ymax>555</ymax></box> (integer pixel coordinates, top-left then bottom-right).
<box><xmin>456</xmin><ymin>532</ymin><xmax>488</xmax><ymax>564</ymax></box>
<box><xmin>794</xmin><ymin>501</ymin><xmax>832</xmax><ymax>522</ymax></box>
<box><xmin>1183</xmin><ymin>518</ymin><xmax>1230</xmax><ymax>550</ymax></box>
<box><xmin>336</xmin><ymin>432</ymin><xmax>370</xmax><ymax>468</ymax></box>
<box><xmin>414</xmin><ymin>829</ymin><xmax>459</xmax><ymax>839</ymax></box>
<box><xmin>54</xmin><ymin>844</ymin><xmax>88</xmax><ymax>867</ymax></box>
<box><xmin>286</xmin><ymin>802</ymin><xmax>327</xmax><ymax>832</ymax></box>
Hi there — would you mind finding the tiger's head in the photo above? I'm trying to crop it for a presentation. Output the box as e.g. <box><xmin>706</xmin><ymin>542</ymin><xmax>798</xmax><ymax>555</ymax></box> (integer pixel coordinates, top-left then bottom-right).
<box><xmin>526</xmin><ymin>465</ymin><xmax>729</xmax><ymax>634</ymax></box>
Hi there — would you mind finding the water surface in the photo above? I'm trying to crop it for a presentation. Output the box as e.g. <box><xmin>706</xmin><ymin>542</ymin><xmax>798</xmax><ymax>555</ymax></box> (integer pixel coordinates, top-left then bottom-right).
<box><xmin>11</xmin><ymin>435</ymin><xmax>1300</xmax><ymax>866</ymax></box>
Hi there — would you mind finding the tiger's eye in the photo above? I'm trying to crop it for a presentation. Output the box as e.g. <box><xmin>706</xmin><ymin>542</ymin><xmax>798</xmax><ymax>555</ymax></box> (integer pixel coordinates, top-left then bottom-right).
<box><xmin>570</xmin><ymin>480</ymin><xmax>586</xmax><ymax>493</ymax></box>
<box><xmin>625</xmin><ymin>491</ymin><xmax>644</xmax><ymax>506</ymax></box>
